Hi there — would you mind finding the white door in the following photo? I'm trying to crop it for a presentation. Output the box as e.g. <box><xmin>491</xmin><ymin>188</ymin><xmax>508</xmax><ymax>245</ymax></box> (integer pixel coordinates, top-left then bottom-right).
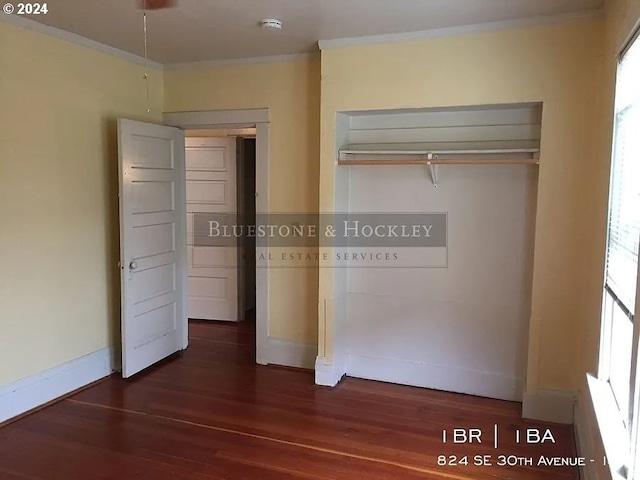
<box><xmin>118</xmin><ymin>119</ymin><xmax>187</xmax><ymax>378</ymax></box>
<box><xmin>186</xmin><ymin>137</ymin><xmax>239</xmax><ymax>321</ymax></box>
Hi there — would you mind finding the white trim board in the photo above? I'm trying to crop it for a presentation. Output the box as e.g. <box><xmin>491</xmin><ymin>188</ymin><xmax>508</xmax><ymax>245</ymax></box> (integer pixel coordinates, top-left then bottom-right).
<box><xmin>163</xmin><ymin>111</ymin><xmax>270</xmax><ymax>367</ymax></box>
<box><xmin>0</xmin><ymin>347</ymin><xmax>118</xmax><ymax>424</ymax></box>
<box><xmin>318</xmin><ymin>10</ymin><xmax>603</xmax><ymax>51</ymax></box>
<box><xmin>315</xmin><ymin>356</ymin><xmax>346</xmax><ymax>387</ymax></box>
<box><xmin>268</xmin><ymin>339</ymin><xmax>317</xmax><ymax>370</ymax></box>
<box><xmin>164</xmin><ymin>109</ymin><xmax>270</xmax><ymax>129</ymax></box>
<box><xmin>346</xmin><ymin>354</ymin><xmax>524</xmax><ymax>401</ymax></box>
<box><xmin>0</xmin><ymin>13</ymin><xmax>163</xmax><ymax>70</ymax></box>
<box><xmin>165</xmin><ymin>53</ymin><xmax>317</xmax><ymax>71</ymax></box>
<box><xmin>522</xmin><ymin>389</ymin><xmax>577</xmax><ymax>424</ymax></box>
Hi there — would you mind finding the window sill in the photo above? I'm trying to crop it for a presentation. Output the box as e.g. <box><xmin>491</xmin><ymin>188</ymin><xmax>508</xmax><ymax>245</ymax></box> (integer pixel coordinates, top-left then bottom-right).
<box><xmin>587</xmin><ymin>374</ymin><xmax>630</xmax><ymax>480</ymax></box>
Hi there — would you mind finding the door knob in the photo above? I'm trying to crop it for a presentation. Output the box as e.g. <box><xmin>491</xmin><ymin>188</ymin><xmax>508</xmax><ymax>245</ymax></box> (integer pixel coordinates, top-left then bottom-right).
<box><xmin>129</xmin><ymin>260</ymin><xmax>138</xmax><ymax>270</ymax></box>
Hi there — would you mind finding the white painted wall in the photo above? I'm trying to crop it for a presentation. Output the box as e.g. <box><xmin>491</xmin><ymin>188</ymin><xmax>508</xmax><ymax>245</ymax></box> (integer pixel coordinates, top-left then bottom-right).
<box><xmin>343</xmin><ymin>163</ymin><xmax>537</xmax><ymax>400</ymax></box>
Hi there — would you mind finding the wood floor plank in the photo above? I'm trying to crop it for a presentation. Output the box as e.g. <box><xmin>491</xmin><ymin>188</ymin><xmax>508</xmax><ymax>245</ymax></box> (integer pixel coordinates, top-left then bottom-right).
<box><xmin>0</xmin><ymin>318</ymin><xmax>578</xmax><ymax>479</ymax></box>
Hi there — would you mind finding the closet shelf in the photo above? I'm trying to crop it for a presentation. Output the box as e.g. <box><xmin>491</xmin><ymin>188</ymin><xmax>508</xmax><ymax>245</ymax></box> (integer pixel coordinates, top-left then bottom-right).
<box><xmin>337</xmin><ymin>148</ymin><xmax>540</xmax><ymax>187</ymax></box>
<box><xmin>339</xmin><ymin>148</ymin><xmax>540</xmax><ymax>156</ymax></box>
<box><xmin>337</xmin><ymin>158</ymin><xmax>540</xmax><ymax>166</ymax></box>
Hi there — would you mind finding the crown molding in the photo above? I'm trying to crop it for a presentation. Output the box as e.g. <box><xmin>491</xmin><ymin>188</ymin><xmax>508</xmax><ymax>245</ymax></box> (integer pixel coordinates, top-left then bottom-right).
<box><xmin>318</xmin><ymin>9</ymin><xmax>604</xmax><ymax>51</ymax></box>
<box><xmin>0</xmin><ymin>13</ymin><xmax>313</xmax><ymax>71</ymax></box>
<box><xmin>0</xmin><ymin>13</ymin><xmax>163</xmax><ymax>70</ymax></box>
<box><xmin>1</xmin><ymin>8</ymin><xmax>603</xmax><ymax>69</ymax></box>
<box><xmin>164</xmin><ymin>52</ymin><xmax>317</xmax><ymax>71</ymax></box>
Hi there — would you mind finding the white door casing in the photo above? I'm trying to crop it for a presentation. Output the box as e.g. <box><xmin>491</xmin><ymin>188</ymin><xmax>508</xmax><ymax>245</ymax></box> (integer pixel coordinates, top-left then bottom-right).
<box><xmin>118</xmin><ymin>118</ymin><xmax>188</xmax><ymax>378</ymax></box>
<box><xmin>162</xmin><ymin>109</ymin><xmax>270</xmax><ymax>365</ymax></box>
<box><xmin>186</xmin><ymin>137</ymin><xmax>239</xmax><ymax>321</ymax></box>
<box><xmin>235</xmin><ymin>137</ymin><xmax>247</xmax><ymax>318</ymax></box>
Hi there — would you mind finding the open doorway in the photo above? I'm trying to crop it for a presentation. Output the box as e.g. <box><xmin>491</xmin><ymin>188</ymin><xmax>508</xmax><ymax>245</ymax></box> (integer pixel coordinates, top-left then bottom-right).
<box><xmin>117</xmin><ymin>112</ymin><xmax>269</xmax><ymax>377</ymax></box>
<box><xmin>184</xmin><ymin>128</ymin><xmax>257</xmax><ymax>351</ymax></box>
<box><xmin>163</xmin><ymin>109</ymin><xmax>270</xmax><ymax>366</ymax></box>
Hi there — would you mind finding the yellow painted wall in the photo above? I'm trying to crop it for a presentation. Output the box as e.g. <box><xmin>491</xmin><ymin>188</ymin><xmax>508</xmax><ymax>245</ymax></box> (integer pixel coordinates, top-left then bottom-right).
<box><xmin>0</xmin><ymin>21</ymin><xmax>163</xmax><ymax>386</ymax></box>
<box><xmin>573</xmin><ymin>4</ymin><xmax>640</xmax><ymax>478</ymax></box>
<box><xmin>164</xmin><ymin>59</ymin><xmax>321</xmax><ymax>344</ymax></box>
<box><xmin>579</xmin><ymin>3</ymin><xmax>640</xmax><ymax>477</ymax></box>
<box><xmin>578</xmin><ymin>1</ymin><xmax>640</xmax><ymax>387</ymax></box>
<box><xmin>579</xmin><ymin>0</ymin><xmax>640</xmax><ymax>383</ymax></box>
<box><xmin>2</xmin><ymin>8</ymin><xmax>629</xmax><ymax>399</ymax></box>
<box><xmin>608</xmin><ymin>0</ymin><xmax>640</xmax><ymax>52</ymax></box>
<box><xmin>318</xmin><ymin>17</ymin><xmax>606</xmax><ymax>393</ymax></box>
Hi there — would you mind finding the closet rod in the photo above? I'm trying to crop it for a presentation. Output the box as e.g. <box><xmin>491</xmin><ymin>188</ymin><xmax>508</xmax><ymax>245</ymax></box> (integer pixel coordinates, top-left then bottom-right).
<box><xmin>338</xmin><ymin>159</ymin><xmax>540</xmax><ymax>166</ymax></box>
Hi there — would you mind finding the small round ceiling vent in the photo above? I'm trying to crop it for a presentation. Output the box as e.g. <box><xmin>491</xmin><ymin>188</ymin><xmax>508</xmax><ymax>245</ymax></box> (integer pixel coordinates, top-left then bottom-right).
<box><xmin>261</xmin><ymin>19</ymin><xmax>283</xmax><ymax>31</ymax></box>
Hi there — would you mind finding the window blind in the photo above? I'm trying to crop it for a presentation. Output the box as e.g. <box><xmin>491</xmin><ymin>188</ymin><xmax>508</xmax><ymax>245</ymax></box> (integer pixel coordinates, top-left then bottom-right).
<box><xmin>606</xmin><ymin>37</ymin><xmax>640</xmax><ymax>315</ymax></box>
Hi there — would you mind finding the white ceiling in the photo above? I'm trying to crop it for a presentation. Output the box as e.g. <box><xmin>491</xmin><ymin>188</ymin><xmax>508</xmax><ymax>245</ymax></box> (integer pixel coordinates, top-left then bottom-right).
<box><xmin>23</xmin><ymin>0</ymin><xmax>603</xmax><ymax>65</ymax></box>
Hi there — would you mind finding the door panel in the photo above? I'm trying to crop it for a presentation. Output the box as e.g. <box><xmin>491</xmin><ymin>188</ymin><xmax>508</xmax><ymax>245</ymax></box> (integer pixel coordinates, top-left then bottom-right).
<box><xmin>131</xmin><ymin>181</ymin><xmax>175</xmax><ymax>212</ymax></box>
<box><xmin>131</xmin><ymin>223</ymin><xmax>175</xmax><ymax>258</ymax></box>
<box><xmin>118</xmin><ymin>119</ymin><xmax>187</xmax><ymax>378</ymax></box>
<box><xmin>191</xmin><ymin>245</ymin><xmax>226</xmax><ymax>268</ymax></box>
<box><xmin>187</xmin><ymin>180</ymin><xmax>227</xmax><ymax>204</ymax></box>
<box><xmin>186</xmin><ymin>148</ymin><xmax>227</xmax><ymax>171</ymax></box>
<box><xmin>186</xmin><ymin>137</ymin><xmax>238</xmax><ymax>321</ymax></box>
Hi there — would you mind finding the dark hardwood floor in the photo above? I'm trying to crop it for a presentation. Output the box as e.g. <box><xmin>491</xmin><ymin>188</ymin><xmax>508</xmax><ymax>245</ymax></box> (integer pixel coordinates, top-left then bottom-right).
<box><xmin>0</xmin><ymin>319</ymin><xmax>578</xmax><ymax>479</ymax></box>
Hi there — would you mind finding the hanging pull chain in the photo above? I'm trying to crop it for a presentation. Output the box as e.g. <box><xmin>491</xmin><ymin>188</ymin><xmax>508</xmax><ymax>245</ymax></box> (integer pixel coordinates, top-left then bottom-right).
<box><xmin>142</xmin><ymin>0</ymin><xmax>151</xmax><ymax>113</ymax></box>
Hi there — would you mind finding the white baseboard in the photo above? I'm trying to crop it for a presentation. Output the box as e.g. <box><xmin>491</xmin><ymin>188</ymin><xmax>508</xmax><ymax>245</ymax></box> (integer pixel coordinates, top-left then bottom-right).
<box><xmin>0</xmin><ymin>347</ymin><xmax>118</xmax><ymax>424</ymax></box>
<box><xmin>267</xmin><ymin>338</ymin><xmax>316</xmax><ymax>370</ymax></box>
<box><xmin>315</xmin><ymin>356</ymin><xmax>346</xmax><ymax>387</ymax></box>
<box><xmin>522</xmin><ymin>389</ymin><xmax>576</xmax><ymax>424</ymax></box>
<box><xmin>345</xmin><ymin>353</ymin><xmax>523</xmax><ymax>401</ymax></box>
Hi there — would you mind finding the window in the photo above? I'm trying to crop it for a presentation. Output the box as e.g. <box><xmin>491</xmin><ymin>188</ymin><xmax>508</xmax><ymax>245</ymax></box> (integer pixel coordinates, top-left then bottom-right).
<box><xmin>599</xmin><ymin>28</ymin><xmax>640</xmax><ymax>475</ymax></box>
